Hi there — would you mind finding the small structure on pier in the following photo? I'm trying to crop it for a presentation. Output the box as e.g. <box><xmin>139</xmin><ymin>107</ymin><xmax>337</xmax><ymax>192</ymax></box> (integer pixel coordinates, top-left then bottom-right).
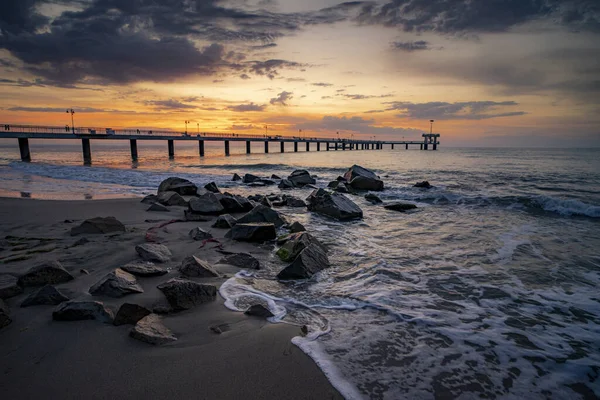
<box><xmin>422</xmin><ymin>133</ymin><xmax>440</xmax><ymax>150</ymax></box>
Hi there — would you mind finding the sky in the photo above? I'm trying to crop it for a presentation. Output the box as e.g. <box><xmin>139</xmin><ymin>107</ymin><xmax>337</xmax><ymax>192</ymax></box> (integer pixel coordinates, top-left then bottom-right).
<box><xmin>0</xmin><ymin>0</ymin><xmax>599</xmax><ymax>147</ymax></box>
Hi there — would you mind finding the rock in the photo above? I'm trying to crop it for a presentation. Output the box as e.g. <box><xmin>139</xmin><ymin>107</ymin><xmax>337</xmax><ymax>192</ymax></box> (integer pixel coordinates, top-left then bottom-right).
<box><xmin>245</xmin><ymin>304</ymin><xmax>274</xmax><ymax>318</ymax></box>
<box><xmin>157</xmin><ymin>191</ymin><xmax>187</xmax><ymax>207</ymax></box>
<box><xmin>179</xmin><ymin>256</ymin><xmax>220</xmax><ymax>278</ymax></box>
<box><xmin>242</xmin><ymin>173</ymin><xmax>261</xmax><ymax>183</ymax></box>
<box><xmin>204</xmin><ymin>182</ymin><xmax>220</xmax><ymax>193</ymax></box>
<box><xmin>72</xmin><ymin>237</ymin><xmax>89</xmax><ymax>247</ymax></box>
<box><xmin>271</xmin><ymin>174</ymin><xmax>282</xmax><ymax>180</ymax></box>
<box><xmin>288</xmin><ymin>221</ymin><xmax>306</xmax><ymax>233</ymax></box>
<box><xmin>343</xmin><ymin>165</ymin><xmax>384</xmax><ymax>191</ymax></box>
<box><xmin>288</xmin><ymin>170</ymin><xmax>316</xmax><ymax>187</ymax></box>
<box><xmin>19</xmin><ymin>261</ymin><xmax>74</xmax><ymax>287</ymax></box>
<box><xmin>218</xmin><ymin>195</ymin><xmax>245</xmax><ymax>213</ymax></box>
<box><xmin>0</xmin><ymin>274</ymin><xmax>23</xmax><ymax>299</ymax></box>
<box><xmin>217</xmin><ymin>253</ymin><xmax>260</xmax><ymax>270</ymax></box>
<box><xmin>80</xmin><ymin>269</ymin><xmax>90</xmax><ymax>275</ymax></box>
<box><xmin>225</xmin><ymin>223</ymin><xmax>277</xmax><ymax>242</ymax></box>
<box><xmin>365</xmin><ymin>193</ymin><xmax>383</xmax><ymax>204</ymax></box>
<box><xmin>135</xmin><ymin>243</ymin><xmax>172</xmax><ymax>263</ymax></box>
<box><xmin>113</xmin><ymin>303</ymin><xmax>151</xmax><ymax>326</ymax></box>
<box><xmin>248</xmin><ymin>195</ymin><xmax>263</xmax><ymax>202</ymax></box>
<box><xmin>277</xmin><ymin>244</ymin><xmax>331</xmax><ymax>280</ymax></box>
<box><xmin>184</xmin><ymin>210</ymin><xmax>209</xmax><ymax>221</ymax></box>
<box><xmin>21</xmin><ymin>285</ymin><xmax>69</xmax><ymax>307</ymax></box>
<box><xmin>188</xmin><ymin>193</ymin><xmax>225</xmax><ymax>215</ymax></box>
<box><xmin>334</xmin><ymin>183</ymin><xmax>350</xmax><ymax>193</ymax></box>
<box><xmin>260</xmin><ymin>196</ymin><xmax>272</xmax><ymax>208</ymax></box>
<box><xmin>157</xmin><ymin>177</ymin><xmax>197</xmax><ymax>195</ymax></box>
<box><xmin>141</xmin><ymin>194</ymin><xmax>158</xmax><ymax>204</ymax></box>
<box><xmin>258</xmin><ymin>179</ymin><xmax>276</xmax><ymax>186</ymax></box>
<box><xmin>306</xmin><ymin>189</ymin><xmax>363</xmax><ymax>221</ymax></box>
<box><xmin>414</xmin><ymin>181</ymin><xmax>432</xmax><ymax>189</ymax></box>
<box><xmin>384</xmin><ymin>202</ymin><xmax>418</xmax><ymax>212</ymax></box>
<box><xmin>147</xmin><ymin>202</ymin><xmax>170</xmax><ymax>212</ymax></box>
<box><xmin>212</xmin><ymin>214</ymin><xmax>237</xmax><ymax>229</ymax></box>
<box><xmin>327</xmin><ymin>181</ymin><xmax>339</xmax><ymax>189</ymax></box>
<box><xmin>0</xmin><ymin>299</ymin><xmax>11</xmax><ymax>329</ymax></box>
<box><xmin>248</xmin><ymin>181</ymin><xmax>266</xmax><ymax>187</ymax></box>
<box><xmin>272</xmin><ymin>200</ymin><xmax>286</xmax><ymax>207</ymax></box>
<box><xmin>89</xmin><ymin>268</ymin><xmax>144</xmax><ymax>298</ymax></box>
<box><xmin>283</xmin><ymin>195</ymin><xmax>306</xmax><ymax>207</ymax></box>
<box><xmin>52</xmin><ymin>301</ymin><xmax>114</xmax><ymax>323</ymax></box>
<box><xmin>70</xmin><ymin>216</ymin><xmax>126</xmax><ymax>236</ymax></box>
<box><xmin>157</xmin><ymin>278</ymin><xmax>217</xmax><ymax>310</ymax></box>
<box><xmin>232</xmin><ymin>173</ymin><xmax>242</xmax><ymax>181</ymax></box>
<box><xmin>121</xmin><ymin>261</ymin><xmax>168</xmax><ymax>277</ymax></box>
<box><xmin>189</xmin><ymin>227</ymin><xmax>213</xmax><ymax>241</ymax></box>
<box><xmin>130</xmin><ymin>314</ymin><xmax>177</xmax><ymax>345</ymax></box>
<box><xmin>336</xmin><ymin>176</ymin><xmax>347</xmax><ymax>182</ymax></box>
<box><xmin>278</xmin><ymin>179</ymin><xmax>295</xmax><ymax>189</ymax></box>
<box><xmin>276</xmin><ymin>232</ymin><xmax>327</xmax><ymax>262</ymax></box>
<box><xmin>236</xmin><ymin>204</ymin><xmax>286</xmax><ymax>228</ymax></box>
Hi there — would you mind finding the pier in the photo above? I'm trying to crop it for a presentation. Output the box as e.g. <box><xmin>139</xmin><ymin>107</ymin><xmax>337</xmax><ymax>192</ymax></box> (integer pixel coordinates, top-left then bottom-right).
<box><xmin>1</xmin><ymin>124</ymin><xmax>440</xmax><ymax>164</ymax></box>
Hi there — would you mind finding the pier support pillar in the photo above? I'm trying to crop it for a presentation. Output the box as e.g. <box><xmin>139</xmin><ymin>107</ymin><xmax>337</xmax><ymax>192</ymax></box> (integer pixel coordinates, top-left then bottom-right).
<box><xmin>82</xmin><ymin>138</ymin><xmax>92</xmax><ymax>164</ymax></box>
<box><xmin>405</xmin><ymin>143</ymin><xmax>408</xmax><ymax>150</ymax></box>
<box><xmin>306</xmin><ymin>142</ymin><xmax>310</xmax><ymax>152</ymax></box>
<box><xmin>420</xmin><ymin>143</ymin><xmax>423</xmax><ymax>150</ymax></box>
<box><xmin>280</xmin><ymin>141</ymin><xmax>284</xmax><ymax>152</ymax></box>
<box><xmin>130</xmin><ymin>139</ymin><xmax>138</xmax><ymax>161</ymax></box>
<box><xmin>18</xmin><ymin>138</ymin><xmax>31</xmax><ymax>162</ymax></box>
<box><xmin>424</xmin><ymin>143</ymin><xmax>428</xmax><ymax>150</ymax></box>
<box><xmin>246</xmin><ymin>140</ymin><xmax>251</xmax><ymax>154</ymax></box>
<box><xmin>199</xmin><ymin>140</ymin><xmax>205</xmax><ymax>157</ymax></box>
<box><xmin>326</xmin><ymin>142</ymin><xmax>330</xmax><ymax>151</ymax></box>
<box><xmin>391</xmin><ymin>143</ymin><xmax>394</xmax><ymax>150</ymax></box>
<box><xmin>294</xmin><ymin>142</ymin><xmax>298</xmax><ymax>152</ymax></box>
<box><xmin>225</xmin><ymin>140</ymin><xmax>230</xmax><ymax>156</ymax></box>
<box><xmin>264</xmin><ymin>141</ymin><xmax>269</xmax><ymax>153</ymax></box>
<box><xmin>342</xmin><ymin>142</ymin><xmax>346</xmax><ymax>150</ymax></box>
<box><xmin>168</xmin><ymin>140</ymin><xmax>174</xmax><ymax>159</ymax></box>
<box><xmin>334</xmin><ymin>142</ymin><xmax>338</xmax><ymax>150</ymax></box>
<box><xmin>317</xmin><ymin>142</ymin><xmax>320</xmax><ymax>151</ymax></box>
<box><xmin>433</xmin><ymin>143</ymin><xmax>437</xmax><ymax>150</ymax></box>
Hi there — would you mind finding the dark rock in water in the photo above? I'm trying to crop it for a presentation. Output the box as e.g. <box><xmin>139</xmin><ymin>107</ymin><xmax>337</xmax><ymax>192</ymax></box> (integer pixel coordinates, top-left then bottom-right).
<box><xmin>204</xmin><ymin>182</ymin><xmax>220</xmax><ymax>193</ymax></box>
<box><xmin>21</xmin><ymin>285</ymin><xmax>69</xmax><ymax>307</ymax></box>
<box><xmin>271</xmin><ymin>200</ymin><xmax>286</xmax><ymax>207</ymax></box>
<box><xmin>305</xmin><ymin>184</ymin><xmax>318</xmax><ymax>189</ymax></box>
<box><xmin>245</xmin><ymin>304</ymin><xmax>274</xmax><ymax>318</ymax></box>
<box><xmin>384</xmin><ymin>202</ymin><xmax>417</xmax><ymax>212</ymax></box>
<box><xmin>121</xmin><ymin>261</ymin><xmax>167</xmax><ymax>277</ymax></box>
<box><xmin>218</xmin><ymin>195</ymin><xmax>245</xmax><ymax>213</ymax></box>
<box><xmin>276</xmin><ymin>232</ymin><xmax>327</xmax><ymax>262</ymax></box>
<box><xmin>70</xmin><ymin>216</ymin><xmax>126</xmax><ymax>236</ymax></box>
<box><xmin>135</xmin><ymin>243</ymin><xmax>172</xmax><ymax>263</ymax></box>
<box><xmin>260</xmin><ymin>196</ymin><xmax>272</xmax><ymax>208</ymax></box>
<box><xmin>327</xmin><ymin>181</ymin><xmax>339</xmax><ymax>189</ymax></box>
<box><xmin>288</xmin><ymin>221</ymin><xmax>306</xmax><ymax>233</ymax></box>
<box><xmin>189</xmin><ymin>227</ymin><xmax>213</xmax><ymax>241</ymax></box>
<box><xmin>343</xmin><ymin>165</ymin><xmax>384</xmax><ymax>191</ymax></box>
<box><xmin>147</xmin><ymin>202</ymin><xmax>170</xmax><ymax>212</ymax></box>
<box><xmin>179</xmin><ymin>256</ymin><xmax>220</xmax><ymax>278</ymax></box>
<box><xmin>232</xmin><ymin>173</ymin><xmax>242</xmax><ymax>181</ymax></box>
<box><xmin>336</xmin><ymin>176</ymin><xmax>347</xmax><ymax>182</ymax></box>
<box><xmin>0</xmin><ymin>274</ymin><xmax>23</xmax><ymax>299</ymax></box>
<box><xmin>365</xmin><ymin>193</ymin><xmax>383</xmax><ymax>204</ymax></box>
<box><xmin>288</xmin><ymin>170</ymin><xmax>316</xmax><ymax>187</ymax></box>
<box><xmin>242</xmin><ymin>173</ymin><xmax>261</xmax><ymax>183</ymax></box>
<box><xmin>226</xmin><ymin>223</ymin><xmax>277</xmax><ymax>242</ymax></box>
<box><xmin>306</xmin><ymin>189</ymin><xmax>363</xmax><ymax>221</ymax></box>
<box><xmin>278</xmin><ymin>179</ymin><xmax>295</xmax><ymax>189</ymax></box>
<box><xmin>237</xmin><ymin>204</ymin><xmax>286</xmax><ymax>228</ymax></box>
<box><xmin>52</xmin><ymin>301</ymin><xmax>114</xmax><ymax>323</ymax></box>
<box><xmin>233</xmin><ymin>195</ymin><xmax>254</xmax><ymax>212</ymax></box>
<box><xmin>258</xmin><ymin>179</ymin><xmax>276</xmax><ymax>186</ymax></box>
<box><xmin>277</xmin><ymin>244</ymin><xmax>331</xmax><ymax>280</ymax></box>
<box><xmin>114</xmin><ymin>303</ymin><xmax>151</xmax><ymax>326</ymax></box>
<box><xmin>157</xmin><ymin>177</ymin><xmax>197</xmax><ymax>195</ymax></box>
<box><xmin>334</xmin><ymin>183</ymin><xmax>350</xmax><ymax>194</ymax></box>
<box><xmin>0</xmin><ymin>299</ymin><xmax>11</xmax><ymax>329</ymax></box>
<box><xmin>271</xmin><ymin>174</ymin><xmax>282</xmax><ymax>180</ymax></box>
<box><xmin>217</xmin><ymin>253</ymin><xmax>260</xmax><ymax>270</ymax></box>
<box><xmin>248</xmin><ymin>195</ymin><xmax>263</xmax><ymax>202</ymax></box>
<box><xmin>130</xmin><ymin>314</ymin><xmax>177</xmax><ymax>345</ymax></box>
<box><xmin>212</xmin><ymin>214</ymin><xmax>237</xmax><ymax>229</ymax></box>
<box><xmin>72</xmin><ymin>237</ymin><xmax>90</xmax><ymax>247</ymax></box>
<box><xmin>184</xmin><ymin>210</ymin><xmax>210</xmax><ymax>221</ymax></box>
<box><xmin>157</xmin><ymin>191</ymin><xmax>187</xmax><ymax>207</ymax></box>
<box><xmin>89</xmin><ymin>268</ymin><xmax>144</xmax><ymax>298</ymax></box>
<box><xmin>248</xmin><ymin>181</ymin><xmax>266</xmax><ymax>187</ymax></box>
<box><xmin>141</xmin><ymin>194</ymin><xmax>158</xmax><ymax>204</ymax></box>
<box><xmin>414</xmin><ymin>181</ymin><xmax>432</xmax><ymax>189</ymax></box>
<box><xmin>19</xmin><ymin>261</ymin><xmax>74</xmax><ymax>287</ymax></box>
<box><xmin>80</xmin><ymin>269</ymin><xmax>90</xmax><ymax>275</ymax></box>
<box><xmin>283</xmin><ymin>195</ymin><xmax>306</xmax><ymax>207</ymax></box>
<box><xmin>189</xmin><ymin>192</ymin><xmax>225</xmax><ymax>215</ymax></box>
<box><xmin>157</xmin><ymin>278</ymin><xmax>217</xmax><ymax>310</ymax></box>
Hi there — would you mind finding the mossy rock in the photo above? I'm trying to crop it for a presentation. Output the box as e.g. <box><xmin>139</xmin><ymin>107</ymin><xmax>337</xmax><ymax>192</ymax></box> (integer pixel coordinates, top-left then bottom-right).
<box><xmin>276</xmin><ymin>247</ymin><xmax>292</xmax><ymax>262</ymax></box>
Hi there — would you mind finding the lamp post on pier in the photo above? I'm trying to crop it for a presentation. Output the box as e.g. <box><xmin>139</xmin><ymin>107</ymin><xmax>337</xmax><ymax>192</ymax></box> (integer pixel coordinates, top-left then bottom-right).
<box><xmin>197</xmin><ymin>123</ymin><xmax>199</xmax><ymax>135</ymax></box>
<box><xmin>184</xmin><ymin>120</ymin><xmax>190</xmax><ymax>134</ymax></box>
<box><xmin>66</xmin><ymin>109</ymin><xmax>75</xmax><ymax>134</ymax></box>
<box><xmin>430</xmin><ymin>119</ymin><xmax>434</xmax><ymax>134</ymax></box>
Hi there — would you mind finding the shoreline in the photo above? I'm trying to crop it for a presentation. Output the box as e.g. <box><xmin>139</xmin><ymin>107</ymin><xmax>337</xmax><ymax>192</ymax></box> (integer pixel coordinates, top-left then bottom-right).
<box><xmin>0</xmin><ymin>196</ymin><xmax>343</xmax><ymax>400</ymax></box>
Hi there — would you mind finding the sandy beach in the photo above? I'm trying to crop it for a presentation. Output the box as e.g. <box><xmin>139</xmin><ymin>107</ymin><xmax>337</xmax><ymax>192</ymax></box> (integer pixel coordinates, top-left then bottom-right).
<box><xmin>0</xmin><ymin>197</ymin><xmax>342</xmax><ymax>400</ymax></box>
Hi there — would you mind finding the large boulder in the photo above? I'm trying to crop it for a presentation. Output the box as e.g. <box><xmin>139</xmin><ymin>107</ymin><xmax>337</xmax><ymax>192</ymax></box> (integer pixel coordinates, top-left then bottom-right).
<box><xmin>277</xmin><ymin>244</ymin><xmax>331</xmax><ymax>280</ymax></box>
<box><xmin>89</xmin><ymin>268</ymin><xmax>144</xmax><ymax>298</ymax></box>
<box><xmin>121</xmin><ymin>261</ymin><xmax>167</xmax><ymax>277</ymax></box>
<box><xmin>157</xmin><ymin>191</ymin><xmax>187</xmax><ymax>207</ymax></box>
<box><xmin>212</xmin><ymin>214</ymin><xmax>237</xmax><ymax>229</ymax></box>
<box><xmin>306</xmin><ymin>189</ymin><xmax>363</xmax><ymax>221</ymax></box>
<box><xmin>21</xmin><ymin>285</ymin><xmax>69</xmax><ymax>307</ymax></box>
<box><xmin>114</xmin><ymin>303</ymin><xmax>151</xmax><ymax>326</ymax></box>
<box><xmin>232</xmin><ymin>173</ymin><xmax>242</xmax><ymax>181</ymax></box>
<box><xmin>343</xmin><ymin>165</ymin><xmax>384</xmax><ymax>191</ymax></box>
<box><xmin>0</xmin><ymin>274</ymin><xmax>23</xmax><ymax>299</ymax></box>
<box><xmin>188</xmin><ymin>193</ymin><xmax>225</xmax><ymax>215</ymax></box>
<box><xmin>0</xmin><ymin>299</ymin><xmax>11</xmax><ymax>329</ymax></box>
<box><xmin>384</xmin><ymin>202</ymin><xmax>417</xmax><ymax>212</ymax></box>
<box><xmin>365</xmin><ymin>193</ymin><xmax>383</xmax><ymax>204</ymax></box>
<box><xmin>189</xmin><ymin>227</ymin><xmax>213</xmax><ymax>241</ymax></box>
<box><xmin>141</xmin><ymin>194</ymin><xmax>158</xmax><ymax>204</ymax></box>
<box><xmin>226</xmin><ymin>223</ymin><xmax>277</xmax><ymax>242</ymax></box>
<box><xmin>52</xmin><ymin>301</ymin><xmax>114</xmax><ymax>323</ymax></box>
<box><xmin>245</xmin><ymin>304</ymin><xmax>274</xmax><ymax>318</ymax></box>
<box><xmin>204</xmin><ymin>182</ymin><xmax>220</xmax><ymax>193</ymax></box>
<box><xmin>70</xmin><ymin>217</ymin><xmax>126</xmax><ymax>236</ymax></box>
<box><xmin>218</xmin><ymin>195</ymin><xmax>248</xmax><ymax>213</ymax></box>
<box><xmin>236</xmin><ymin>204</ymin><xmax>286</xmax><ymax>228</ymax></box>
<box><xmin>135</xmin><ymin>243</ymin><xmax>172</xmax><ymax>263</ymax></box>
<box><xmin>288</xmin><ymin>221</ymin><xmax>306</xmax><ymax>233</ymax></box>
<box><xmin>282</xmin><ymin>195</ymin><xmax>306</xmax><ymax>207</ymax></box>
<box><xmin>130</xmin><ymin>314</ymin><xmax>177</xmax><ymax>345</ymax></box>
<box><xmin>414</xmin><ymin>181</ymin><xmax>432</xmax><ymax>189</ymax></box>
<box><xmin>217</xmin><ymin>253</ymin><xmax>260</xmax><ymax>270</ymax></box>
<box><xmin>179</xmin><ymin>256</ymin><xmax>220</xmax><ymax>278</ymax></box>
<box><xmin>19</xmin><ymin>261</ymin><xmax>74</xmax><ymax>287</ymax></box>
<box><xmin>157</xmin><ymin>278</ymin><xmax>217</xmax><ymax>311</ymax></box>
<box><xmin>278</xmin><ymin>179</ymin><xmax>295</xmax><ymax>189</ymax></box>
<box><xmin>242</xmin><ymin>173</ymin><xmax>261</xmax><ymax>183</ymax></box>
<box><xmin>276</xmin><ymin>232</ymin><xmax>327</xmax><ymax>262</ymax></box>
<box><xmin>157</xmin><ymin>177</ymin><xmax>197</xmax><ymax>195</ymax></box>
<box><xmin>147</xmin><ymin>202</ymin><xmax>170</xmax><ymax>212</ymax></box>
<box><xmin>287</xmin><ymin>170</ymin><xmax>315</xmax><ymax>187</ymax></box>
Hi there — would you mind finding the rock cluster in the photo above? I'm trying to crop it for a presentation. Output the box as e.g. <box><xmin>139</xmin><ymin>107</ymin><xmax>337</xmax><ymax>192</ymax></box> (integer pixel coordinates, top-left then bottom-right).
<box><xmin>306</xmin><ymin>189</ymin><xmax>363</xmax><ymax>221</ymax></box>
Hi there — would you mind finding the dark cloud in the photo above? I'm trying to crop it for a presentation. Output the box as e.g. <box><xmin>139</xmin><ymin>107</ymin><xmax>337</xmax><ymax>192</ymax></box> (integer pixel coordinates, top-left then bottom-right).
<box><xmin>250</xmin><ymin>43</ymin><xmax>278</xmax><ymax>50</ymax></box>
<box><xmin>287</xmin><ymin>77</ymin><xmax>306</xmax><ymax>82</ymax></box>
<box><xmin>296</xmin><ymin>115</ymin><xmax>422</xmax><ymax>137</ymax></box>
<box><xmin>247</xmin><ymin>59</ymin><xmax>307</xmax><ymax>79</ymax></box>
<box><xmin>231</xmin><ymin>124</ymin><xmax>259</xmax><ymax>130</ymax></box>
<box><xmin>227</xmin><ymin>103</ymin><xmax>267</xmax><ymax>112</ymax></box>
<box><xmin>384</xmin><ymin>101</ymin><xmax>526</xmax><ymax>120</ymax></box>
<box><xmin>143</xmin><ymin>99</ymin><xmax>197</xmax><ymax>111</ymax></box>
<box><xmin>270</xmin><ymin>91</ymin><xmax>293</xmax><ymax>105</ymax></box>
<box><xmin>240</xmin><ymin>74</ymin><xmax>251</xmax><ymax>80</ymax></box>
<box><xmin>342</xmin><ymin>93</ymin><xmax>394</xmax><ymax>100</ymax></box>
<box><xmin>391</xmin><ymin>40</ymin><xmax>430</xmax><ymax>51</ymax></box>
<box><xmin>312</xmin><ymin>82</ymin><xmax>334</xmax><ymax>87</ymax></box>
<box><xmin>6</xmin><ymin>106</ymin><xmax>132</xmax><ymax>113</ymax></box>
<box><xmin>0</xmin><ymin>0</ymin><xmax>48</xmax><ymax>35</ymax></box>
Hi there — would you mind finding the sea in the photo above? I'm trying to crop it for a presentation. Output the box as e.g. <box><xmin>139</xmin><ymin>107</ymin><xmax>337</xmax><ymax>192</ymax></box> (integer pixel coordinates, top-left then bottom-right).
<box><xmin>1</xmin><ymin>139</ymin><xmax>599</xmax><ymax>399</ymax></box>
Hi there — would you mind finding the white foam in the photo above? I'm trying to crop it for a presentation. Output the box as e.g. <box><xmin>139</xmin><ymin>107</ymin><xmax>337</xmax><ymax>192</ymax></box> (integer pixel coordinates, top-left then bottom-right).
<box><xmin>534</xmin><ymin>195</ymin><xmax>600</xmax><ymax>217</ymax></box>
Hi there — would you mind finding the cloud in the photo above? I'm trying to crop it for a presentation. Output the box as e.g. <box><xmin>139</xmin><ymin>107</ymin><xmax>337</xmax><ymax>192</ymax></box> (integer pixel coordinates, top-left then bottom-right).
<box><xmin>270</xmin><ymin>91</ymin><xmax>293</xmax><ymax>106</ymax></box>
<box><xmin>250</xmin><ymin>43</ymin><xmax>277</xmax><ymax>50</ymax></box>
<box><xmin>143</xmin><ymin>99</ymin><xmax>197</xmax><ymax>110</ymax></box>
<box><xmin>247</xmin><ymin>59</ymin><xmax>307</xmax><ymax>79</ymax></box>
<box><xmin>240</xmin><ymin>74</ymin><xmax>251</xmax><ymax>80</ymax></box>
<box><xmin>6</xmin><ymin>106</ymin><xmax>133</xmax><ymax>113</ymax></box>
<box><xmin>296</xmin><ymin>115</ymin><xmax>422</xmax><ymax>137</ymax></box>
<box><xmin>227</xmin><ymin>102</ymin><xmax>267</xmax><ymax>112</ymax></box>
<box><xmin>342</xmin><ymin>93</ymin><xmax>394</xmax><ymax>100</ymax></box>
<box><xmin>384</xmin><ymin>101</ymin><xmax>527</xmax><ymax>119</ymax></box>
<box><xmin>287</xmin><ymin>77</ymin><xmax>306</xmax><ymax>82</ymax></box>
<box><xmin>391</xmin><ymin>40</ymin><xmax>430</xmax><ymax>51</ymax></box>
<box><xmin>312</xmin><ymin>82</ymin><xmax>333</xmax><ymax>87</ymax></box>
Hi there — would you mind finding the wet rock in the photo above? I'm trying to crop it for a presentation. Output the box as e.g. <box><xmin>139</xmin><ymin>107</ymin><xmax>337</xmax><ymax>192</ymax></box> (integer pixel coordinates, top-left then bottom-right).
<box><xmin>287</xmin><ymin>170</ymin><xmax>316</xmax><ymax>187</ymax></box>
<box><xmin>72</xmin><ymin>237</ymin><xmax>89</xmax><ymax>247</ymax></box>
<box><xmin>141</xmin><ymin>194</ymin><xmax>158</xmax><ymax>204</ymax></box>
<box><xmin>384</xmin><ymin>202</ymin><xmax>417</xmax><ymax>212</ymax></box>
<box><xmin>121</xmin><ymin>261</ymin><xmax>168</xmax><ymax>277</ymax></box>
<box><xmin>258</xmin><ymin>179</ymin><xmax>276</xmax><ymax>186</ymax></box>
<box><xmin>242</xmin><ymin>173</ymin><xmax>261</xmax><ymax>183</ymax></box>
<box><xmin>365</xmin><ymin>193</ymin><xmax>383</xmax><ymax>204</ymax></box>
<box><xmin>188</xmin><ymin>193</ymin><xmax>225</xmax><ymax>215</ymax></box>
<box><xmin>19</xmin><ymin>261</ymin><xmax>74</xmax><ymax>287</ymax></box>
<box><xmin>232</xmin><ymin>173</ymin><xmax>242</xmax><ymax>181</ymax></box>
<box><xmin>248</xmin><ymin>195</ymin><xmax>263</xmax><ymax>202</ymax></box>
<box><xmin>277</xmin><ymin>244</ymin><xmax>331</xmax><ymax>280</ymax></box>
<box><xmin>189</xmin><ymin>227</ymin><xmax>213</xmax><ymax>241</ymax></box>
<box><xmin>288</xmin><ymin>221</ymin><xmax>306</xmax><ymax>233</ymax></box>
<box><xmin>225</xmin><ymin>223</ymin><xmax>277</xmax><ymax>242</ymax></box>
<box><xmin>306</xmin><ymin>189</ymin><xmax>363</xmax><ymax>221</ymax></box>
<box><xmin>236</xmin><ymin>204</ymin><xmax>286</xmax><ymax>228</ymax></box>
<box><xmin>70</xmin><ymin>216</ymin><xmax>126</xmax><ymax>236</ymax></box>
<box><xmin>179</xmin><ymin>256</ymin><xmax>220</xmax><ymax>278</ymax></box>
<box><xmin>80</xmin><ymin>269</ymin><xmax>90</xmax><ymax>275</ymax></box>
<box><xmin>0</xmin><ymin>299</ymin><xmax>10</xmax><ymax>329</ymax></box>
<box><xmin>276</xmin><ymin>232</ymin><xmax>327</xmax><ymax>262</ymax></box>
<box><xmin>212</xmin><ymin>214</ymin><xmax>237</xmax><ymax>229</ymax></box>
<box><xmin>272</xmin><ymin>200</ymin><xmax>286</xmax><ymax>207</ymax></box>
<box><xmin>52</xmin><ymin>301</ymin><xmax>114</xmax><ymax>323</ymax></box>
<box><xmin>271</xmin><ymin>174</ymin><xmax>282</xmax><ymax>180</ymax></box>
<box><xmin>147</xmin><ymin>202</ymin><xmax>170</xmax><ymax>212</ymax></box>
<box><xmin>157</xmin><ymin>278</ymin><xmax>217</xmax><ymax>310</ymax></box>
<box><xmin>157</xmin><ymin>191</ymin><xmax>187</xmax><ymax>207</ymax></box>
<box><xmin>245</xmin><ymin>304</ymin><xmax>274</xmax><ymax>318</ymax></box>
<box><xmin>204</xmin><ymin>182</ymin><xmax>220</xmax><ymax>193</ymax></box>
<box><xmin>283</xmin><ymin>195</ymin><xmax>306</xmax><ymax>207</ymax></box>
<box><xmin>184</xmin><ymin>210</ymin><xmax>209</xmax><ymax>222</ymax></box>
<box><xmin>414</xmin><ymin>181</ymin><xmax>432</xmax><ymax>189</ymax></box>
<box><xmin>21</xmin><ymin>285</ymin><xmax>69</xmax><ymax>307</ymax></box>
<box><xmin>135</xmin><ymin>243</ymin><xmax>172</xmax><ymax>263</ymax></box>
<box><xmin>157</xmin><ymin>177</ymin><xmax>197</xmax><ymax>195</ymax></box>
<box><xmin>218</xmin><ymin>195</ymin><xmax>245</xmax><ymax>213</ymax></box>
<box><xmin>334</xmin><ymin>183</ymin><xmax>350</xmax><ymax>194</ymax></box>
<box><xmin>260</xmin><ymin>196</ymin><xmax>273</xmax><ymax>208</ymax></box>
<box><xmin>0</xmin><ymin>274</ymin><xmax>23</xmax><ymax>299</ymax></box>
<box><xmin>130</xmin><ymin>314</ymin><xmax>177</xmax><ymax>345</ymax></box>
<box><xmin>343</xmin><ymin>165</ymin><xmax>384</xmax><ymax>191</ymax></box>
<box><xmin>327</xmin><ymin>181</ymin><xmax>339</xmax><ymax>189</ymax></box>
<box><xmin>278</xmin><ymin>179</ymin><xmax>295</xmax><ymax>189</ymax></box>
<box><xmin>89</xmin><ymin>268</ymin><xmax>144</xmax><ymax>298</ymax></box>
<box><xmin>248</xmin><ymin>181</ymin><xmax>266</xmax><ymax>187</ymax></box>
<box><xmin>113</xmin><ymin>303</ymin><xmax>151</xmax><ymax>326</ymax></box>
<box><xmin>336</xmin><ymin>176</ymin><xmax>347</xmax><ymax>182</ymax></box>
<box><xmin>217</xmin><ymin>253</ymin><xmax>260</xmax><ymax>270</ymax></box>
